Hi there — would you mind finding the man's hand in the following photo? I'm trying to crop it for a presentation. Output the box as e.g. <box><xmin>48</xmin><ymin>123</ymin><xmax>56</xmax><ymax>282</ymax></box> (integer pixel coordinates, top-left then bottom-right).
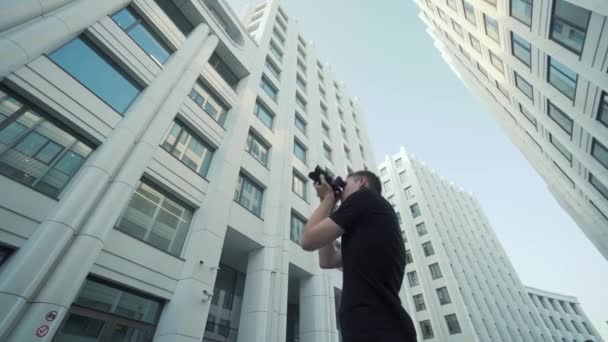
<box><xmin>314</xmin><ymin>175</ymin><xmax>336</xmax><ymax>203</ymax></box>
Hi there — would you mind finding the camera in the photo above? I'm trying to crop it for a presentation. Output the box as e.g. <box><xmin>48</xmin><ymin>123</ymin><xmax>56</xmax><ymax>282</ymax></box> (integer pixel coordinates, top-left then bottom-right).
<box><xmin>308</xmin><ymin>165</ymin><xmax>346</xmax><ymax>197</ymax></box>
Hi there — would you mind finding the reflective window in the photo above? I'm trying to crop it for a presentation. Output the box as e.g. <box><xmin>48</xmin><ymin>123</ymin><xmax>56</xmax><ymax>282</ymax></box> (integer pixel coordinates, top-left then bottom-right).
<box><xmin>292</xmin><ymin>171</ymin><xmax>307</xmax><ymax>200</ymax></box>
<box><xmin>515</xmin><ymin>72</ymin><xmax>534</xmax><ymax>100</ymax></box>
<box><xmin>463</xmin><ymin>1</ymin><xmax>476</xmax><ymax>25</ymax></box>
<box><xmin>445</xmin><ymin>314</ymin><xmax>462</xmax><ymax>334</ymax></box>
<box><xmin>437</xmin><ymin>287</ymin><xmax>452</xmax><ymax>305</ymax></box>
<box><xmin>245</xmin><ymin>131</ymin><xmax>270</xmax><ymax>167</ymax></box>
<box><xmin>153</xmin><ymin>0</ymin><xmax>194</xmax><ymax>35</ymax></box>
<box><xmin>511</xmin><ymin>32</ymin><xmax>531</xmax><ymax>67</ymax></box>
<box><xmin>204</xmin><ymin>266</ymin><xmax>246</xmax><ymax>342</ymax></box>
<box><xmin>161</xmin><ymin>120</ymin><xmax>214</xmax><ymax>177</ymax></box>
<box><xmin>549</xmin><ymin>134</ymin><xmax>572</xmax><ymax>164</ymax></box>
<box><xmin>254</xmin><ymin>100</ymin><xmax>274</xmax><ymax>129</ymax></box>
<box><xmin>294</xmin><ymin>114</ymin><xmax>307</xmax><ymax>135</ymax></box>
<box><xmin>547</xmin><ymin>101</ymin><xmax>573</xmax><ymax>136</ymax></box>
<box><xmin>484</xmin><ymin>14</ymin><xmax>500</xmax><ymax>43</ymax></box>
<box><xmin>294</xmin><ymin>139</ymin><xmax>307</xmax><ymax>163</ymax></box>
<box><xmin>112</xmin><ymin>7</ymin><xmax>173</xmax><ymax>65</ymax></box>
<box><xmin>511</xmin><ymin>0</ymin><xmax>533</xmax><ymax>26</ymax></box>
<box><xmin>548</xmin><ymin>57</ymin><xmax>577</xmax><ymax>101</ymax></box>
<box><xmin>414</xmin><ymin>294</ymin><xmax>426</xmax><ymax>312</ymax></box>
<box><xmin>188</xmin><ymin>79</ymin><xmax>229</xmax><ymax>126</ymax></box>
<box><xmin>49</xmin><ymin>36</ymin><xmax>142</xmax><ymax>114</ymax></box>
<box><xmin>0</xmin><ymin>89</ymin><xmax>93</xmax><ymax>198</ymax></box>
<box><xmin>290</xmin><ymin>211</ymin><xmax>306</xmax><ymax>243</ymax></box>
<box><xmin>591</xmin><ymin>138</ymin><xmax>608</xmax><ymax>169</ymax></box>
<box><xmin>209</xmin><ymin>52</ymin><xmax>240</xmax><ymax>89</ymax></box>
<box><xmin>260</xmin><ymin>76</ymin><xmax>278</xmax><ymax>101</ymax></box>
<box><xmin>550</xmin><ymin>0</ymin><xmax>590</xmax><ymax>55</ymax></box>
<box><xmin>116</xmin><ymin>180</ymin><xmax>193</xmax><ymax>256</ymax></box>
<box><xmin>234</xmin><ymin>173</ymin><xmax>264</xmax><ymax>216</ymax></box>
<box><xmin>420</xmin><ymin>320</ymin><xmax>434</xmax><ymax>339</ymax></box>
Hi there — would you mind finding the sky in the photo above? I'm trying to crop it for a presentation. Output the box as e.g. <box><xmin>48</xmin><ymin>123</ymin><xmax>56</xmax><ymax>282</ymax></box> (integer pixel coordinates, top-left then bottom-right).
<box><xmin>228</xmin><ymin>0</ymin><xmax>608</xmax><ymax>339</ymax></box>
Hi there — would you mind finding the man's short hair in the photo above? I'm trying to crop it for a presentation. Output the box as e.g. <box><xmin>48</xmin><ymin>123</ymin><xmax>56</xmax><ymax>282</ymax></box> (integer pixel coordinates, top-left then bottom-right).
<box><xmin>348</xmin><ymin>170</ymin><xmax>382</xmax><ymax>195</ymax></box>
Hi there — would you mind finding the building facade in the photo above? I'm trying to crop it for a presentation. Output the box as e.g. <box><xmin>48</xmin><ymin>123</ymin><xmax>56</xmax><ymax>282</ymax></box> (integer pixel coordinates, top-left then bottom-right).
<box><xmin>379</xmin><ymin>147</ymin><xmax>559</xmax><ymax>341</ymax></box>
<box><xmin>0</xmin><ymin>0</ymin><xmax>375</xmax><ymax>341</ymax></box>
<box><xmin>526</xmin><ymin>286</ymin><xmax>604</xmax><ymax>342</ymax></box>
<box><xmin>413</xmin><ymin>0</ymin><xmax>608</xmax><ymax>260</ymax></box>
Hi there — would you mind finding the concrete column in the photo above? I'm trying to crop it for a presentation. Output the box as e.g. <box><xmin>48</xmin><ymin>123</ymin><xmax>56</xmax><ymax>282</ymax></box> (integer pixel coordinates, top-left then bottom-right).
<box><xmin>300</xmin><ymin>272</ymin><xmax>334</xmax><ymax>342</ymax></box>
<box><xmin>0</xmin><ymin>0</ymin><xmax>79</xmax><ymax>33</ymax></box>
<box><xmin>0</xmin><ymin>25</ymin><xmax>214</xmax><ymax>341</ymax></box>
<box><xmin>0</xmin><ymin>0</ymin><xmax>131</xmax><ymax>78</ymax></box>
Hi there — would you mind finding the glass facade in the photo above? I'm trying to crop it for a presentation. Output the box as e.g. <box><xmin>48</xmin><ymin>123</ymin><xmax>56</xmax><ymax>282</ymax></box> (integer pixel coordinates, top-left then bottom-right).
<box><xmin>116</xmin><ymin>180</ymin><xmax>193</xmax><ymax>256</ymax></box>
<box><xmin>204</xmin><ymin>265</ymin><xmax>246</xmax><ymax>342</ymax></box>
<box><xmin>49</xmin><ymin>36</ymin><xmax>143</xmax><ymax>114</ymax></box>
<box><xmin>0</xmin><ymin>89</ymin><xmax>93</xmax><ymax>198</ymax></box>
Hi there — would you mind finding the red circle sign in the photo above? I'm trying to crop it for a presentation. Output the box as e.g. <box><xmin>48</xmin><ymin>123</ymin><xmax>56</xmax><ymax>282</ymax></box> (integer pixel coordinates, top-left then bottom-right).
<box><xmin>45</xmin><ymin>311</ymin><xmax>58</xmax><ymax>322</ymax></box>
<box><xmin>36</xmin><ymin>325</ymin><xmax>49</xmax><ymax>337</ymax></box>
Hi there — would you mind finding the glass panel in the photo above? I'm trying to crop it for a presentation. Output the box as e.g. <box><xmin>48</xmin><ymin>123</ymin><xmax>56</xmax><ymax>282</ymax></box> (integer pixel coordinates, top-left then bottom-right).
<box><xmin>112</xmin><ymin>8</ymin><xmax>172</xmax><ymax>64</ymax></box>
<box><xmin>548</xmin><ymin>57</ymin><xmax>577</xmax><ymax>100</ymax></box>
<box><xmin>550</xmin><ymin>0</ymin><xmax>590</xmax><ymax>55</ymax></box>
<box><xmin>511</xmin><ymin>32</ymin><xmax>531</xmax><ymax>67</ymax></box>
<box><xmin>591</xmin><ymin>139</ymin><xmax>608</xmax><ymax>169</ymax></box>
<box><xmin>484</xmin><ymin>15</ymin><xmax>500</xmax><ymax>43</ymax></box>
<box><xmin>49</xmin><ymin>36</ymin><xmax>142</xmax><ymax>114</ymax></box>
<box><xmin>152</xmin><ymin>0</ymin><xmax>194</xmax><ymax>35</ymax></box>
<box><xmin>463</xmin><ymin>1</ymin><xmax>476</xmax><ymax>25</ymax></box>
<box><xmin>110</xmin><ymin>323</ymin><xmax>154</xmax><ymax>342</ymax></box>
<box><xmin>590</xmin><ymin>174</ymin><xmax>608</xmax><ymax>200</ymax></box>
<box><xmin>255</xmin><ymin>102</ymin><xmax>274</xmax><ymax>129</ymax></box>
<box><xmin>209</xmin><ymin>53</ymin><xmax>240</xmax><ymax>89</ymax></box>
<box><xmin>511</xmin><ymin>0</ymin><xmax>532</xmax><ymax>26</ymax></box>
<box><xmin>54</xmin><ymin>313</ymin><xmax>105</xmax><ymax>342</ymax></box>
<box><xmin>515</xmin><ymin>73</ymin><xmax>534</xmax><ymax>100</ymax></box>
<box><xmin>294</xmin><ymin>141</ymin><xmax>306</xmax><ymax>162</ymax></box>
<box><xmin>547</xmin><ymin>102</ymin><xmax>573</xmax><ymax>135</ymax></box>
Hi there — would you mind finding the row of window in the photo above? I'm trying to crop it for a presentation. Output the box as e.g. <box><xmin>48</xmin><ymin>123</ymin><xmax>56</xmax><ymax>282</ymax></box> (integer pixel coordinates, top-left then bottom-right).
<box><xmin>419</xmin><ymin>313</ymin><xmax>462</xmax><ymax>339</ymax></box>
<box><xmin>407</xmin><ymin>262</ymin><xmax>443</xmax><ymax>287</ymax></box>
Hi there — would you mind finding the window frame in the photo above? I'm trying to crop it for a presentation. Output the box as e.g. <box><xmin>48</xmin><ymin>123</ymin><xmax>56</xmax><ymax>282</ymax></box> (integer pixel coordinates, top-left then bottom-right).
<box><xmin>161</xmin><ymin>119</ymin><xmax>215</xmax><ymax>178</ymax></box>
<box><xmin>511</xmin><ymin>31</ymin><xmax>531</xmax><ymax>67</ymax></box>
<box><xmin>549</xmin><ymin>0</ymin><xmax>591</xmax><ymax>56</ymax></box>
<box><xmin>514</xmin><ymin>72</ymin><xmax>534</xmax><ymax>100</ymax></box>
<box><xmin>547</xmin><ymin>56</ymin><xmax>578</xmax><ymax>101</ymax></box>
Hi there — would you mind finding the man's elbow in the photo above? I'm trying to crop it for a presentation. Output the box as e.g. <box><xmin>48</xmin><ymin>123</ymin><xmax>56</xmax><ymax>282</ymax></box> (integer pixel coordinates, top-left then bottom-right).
<box><xmin>300</xmin><ymin>236</ymin><xmax>317</xmax><ymax>251</ymax></box>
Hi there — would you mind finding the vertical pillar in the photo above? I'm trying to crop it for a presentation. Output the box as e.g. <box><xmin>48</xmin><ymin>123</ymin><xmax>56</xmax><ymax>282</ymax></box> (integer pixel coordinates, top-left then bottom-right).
<box><xmin>300</xmin><ymin>272</ymin><xmax>334</xmax><ymax>342</ymax></box>
<box><xmin>4</xmin><ymin>26</ymin><xmax>217</xmax><ymax>342</ymax></box>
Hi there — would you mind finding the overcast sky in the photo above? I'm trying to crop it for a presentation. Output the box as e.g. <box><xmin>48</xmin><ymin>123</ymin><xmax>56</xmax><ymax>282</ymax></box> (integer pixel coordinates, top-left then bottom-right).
<box><xmin>228</xmin><ymin>0</ymin><xmax>608</xmax><ymax>338</ymax></box>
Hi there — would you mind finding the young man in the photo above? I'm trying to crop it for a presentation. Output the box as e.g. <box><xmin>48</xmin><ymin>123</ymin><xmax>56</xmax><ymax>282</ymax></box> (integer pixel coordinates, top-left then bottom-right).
<box><xmin>301</xmin><ymin>171</ymin><xmax>417</xmax><ymax>342</ymax></box>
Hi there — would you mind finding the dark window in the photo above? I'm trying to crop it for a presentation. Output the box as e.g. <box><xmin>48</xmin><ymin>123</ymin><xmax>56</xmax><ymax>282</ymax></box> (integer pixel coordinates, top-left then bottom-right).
<box><xmin>407</xmin><ymin>271</ymin><xmax>419</xmax><ymax>287</ymax></box>
<box><xmin>590</xmin><ymin>173</ymin><xmax>608</xmax><ymax>200</ymax></box>
<box><xmin>234</xmin><ymin>173</ymin><xmax>264</xmax><ymax>216</ymax></box>
<box><xmin>209</xmin><ymin>52</ymin><xmax>240</xmax><ymax>89</ymax></box>
<box><xmin>112</xmin><ymin>7</ymin><xmax>173</xmax><ymax>64</ymax></box>
<box><xmin>511</xmin><ymin>32</ymin><xmax>531</xmax><ymax>67</ymax></box>
<box><xmin>0</xmin><ymin>245</ymin><xmax>14</xmax><ymax>267</ymax></box>
<box><xmin>161</xmin><ymin>120</ymin><xmax>214</xmax><ymax>177</ymax></box>
<box><xmin>591</xmin><ymin>138</ymin><xmax>608</xmax><ymax>169</ymax></box>
<box><xmin>598</xmin><ymin>92</ymin><xmax>608</xmax><ymax>128</ymax></box>
<box><xmin>116</xmin><ymin>180</ymin><xmax>193</xmax><ymax>256</ymax></box>
<box><xmin>445</xmin><ymin>314</ymin><xmax>462</xmax><ymax>334</ymax></box>
<box><xmin>549</xmin><ymin>0</ymin><xmax>590</xmax><ymax>55</ymax></box>
<box><xmin>514</xmin><ymin>72</ymin><xmax>534</xmax><ymax>100</ymax></box>
<box><xmin>49</xmin><ymin>36</ymin><xmax>143</xmax><ymax>114</ymax></box>
<box><xmin>290</xmin><ymin>211</ymin><xmax>306</xmax><ymax>244</ymax></box>
<box><xmin>548</xmin><ymin>57</ymin><xmax>577</xmax><ymax>101</ymax></box>
<box><xmin>410</xmin><ymin>203</ymin><xmax>421</xmax><ymax>218</ymax></box>
<box><xmin>188</xmin><ymin>80</ymin><xmax>229</xmax><ymax>126</ymax></box>
<box><xmin>0</xmin><ymin>88</ymin><xmax>93</xmax><ymax>198</ymax></box>
<box><xmin>414</xmin><ymin>294</ymin><xmax>426</xmax><ymax>311</ymax></box>
<box><xmin>405</xmin><ymin>249</ymin><xmax>413</xmax><ymax>264</ymax></box>
<box><xmin>422</xmin><ymin>241</ymin><xmax>435</xmax><ymax>257</ymax></box>
<box><xmin>153</xmin><ymin>0</ymin><xmax>194</xmax><ymax>35</ymax></box>
<box><xmin>549</xmin><ymin>134</ymin><xmax>572</xmax><ymax>164</ymax></box>
<box><xmin>511</xmin><ymin>0</ymin><xmax>533</xmax><ymax>26</ymax></box>
<box><xmin>294</xmin><ymin>114</ymin><xmax>307</xmax><ymax>135</ymax></box>
<box><xmin>547</xmin><ymin>101</ymin><xmax>573</xmax><ymax>136</ymax></box>
<box><xmin>437</xmin><ymin>287</ymin><xmax>452</xmax><ymax>305</ymax></box>
<box><xmin>416</xmin><ymin>222</ymin><xmax>428</xmax><ymax>236</ymax></box>
<box><xmin>429</xmin><ymin>263</ymin><xmax>443</xmax><ymax>279</ymax></box>
<box><xmin>260</xmin><ymin>76</ymin><xmax>278</xmax><ymax>101</ymax></box>
<box><xmin>420</xmin><ymin>320</ymin><xmax>434</xmax><ymax>339</ymax></box>
<box><xmin>245</xmin><ymin>131</ymin><xmax>270</xmax><ymax>167</ymax></box>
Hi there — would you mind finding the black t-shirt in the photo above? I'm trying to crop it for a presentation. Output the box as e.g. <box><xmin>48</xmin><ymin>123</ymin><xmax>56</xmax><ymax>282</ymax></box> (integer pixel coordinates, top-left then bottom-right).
<box><xmin>330</xmin><ymin>188</ymin><xmax>417</xmax><ymax>342</ymax></box>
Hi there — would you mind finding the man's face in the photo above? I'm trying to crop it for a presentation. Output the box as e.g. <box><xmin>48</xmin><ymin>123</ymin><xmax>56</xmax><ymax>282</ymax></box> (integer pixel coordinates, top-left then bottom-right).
<box><xmin>340</xmin><ymin>176</ymin><xmax>365</xmax><ymax>202</ymax></box>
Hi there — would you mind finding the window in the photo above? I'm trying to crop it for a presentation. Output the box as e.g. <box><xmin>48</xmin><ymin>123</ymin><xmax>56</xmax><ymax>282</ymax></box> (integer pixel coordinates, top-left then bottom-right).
<box><xmin>484</xmin><ymin>14</ymin><xmax>500</xmax><ymax>43</ymax></box>
<box><xmin>548</xmin><ymin>57</ymin><xmax>577</xmax><ymax>101</ymax></box>
<box><xmin>0</xmin><ymin>89</ymin><xmax>94</xmax><ymax>198</ymax></box>
<box><xmin>294</xmin><ymin>114</ymin><xmax>307</xmax><ymax>135</ymax></box>
<box><xmin>260</xmin><ymin>76</ymin><xmax>278</xmax><ymax>101</ymax></box>
<box><xmin>549</xmin><ymin>134</ymin><xmax>572</xmax><ymax>164</ymax></box>
<box><xmin>344</xmin><ymin>146</ymin><xmax>351</xmax><ymax>161</ymax></box>
<box><xmin>292</xmin><ymin>171</ymin><xmax>307</xmax><ymax>200</ymax></box>
<box><xmin>320</xmin><ymin>103</ymin><xmax>328</xmax><ymax>117</ymax></box>
<box><xmin>49</xmin><ymin>36</ymin><xmax>142</xmax><ymax>114</ymax></box>
<box><xmin>254</xmin><ymin>100</ymin><xmax>275</xmax><ymax>129</ymax></box>
<box><xmin>489</xmin><ymin>51</ymin><xmax>504</xmax><ymax>73</ymax></box>
<box><xmin>410</xmin><ymin>203</ymin><xmax>421</xmax><ymax>218</ymax></box>
<box><xmin>590</xmin><ymin>173</ymin><xmax>608</xmax><ymax>200</ymax></box>
<box><xmin>296</xmin><ymin>94</ymin><xmax>307</xmax><ymax>112</ymax></box>
<box><xmin>514</xmin><ymin>72</ymin><xmax>534</xmax><ymax>100</ymax></box>
<box><xmin>405</xmin><ymin>249</ymin><xmax>413</xmax><ymax>264</ymax></box>
<box><xmin>413</xmin><ymin>294</ymin><xmax>426</xmax><ymax>311</ymax></box>
<box><xmin>463</xmin><ymin>1</ymin><xmax>476</xmax><ymax>25</ymax></box>
<box><xmin>290</xmin><ymin>211</ymin><xmax>306</xmax><ymax>244</ymax></box>
<box><xmin>0</xmin><ymin>245</ymin><xmax>14</xmax><ymax>267</ymax></box>
<box><xmin>437</xmin><ymin>287</ymin><xmax>452</xmax><ymax>305</ymax></box>
<box><xmin>420</xmin><ymin>320</ymin><xmax>434</xmax><ymax>339</ymax></box>
<box><xmin>245</xmin><ymin>131</ymin><xmax>270</xmax><ymax>167</ymax></box>
<box><xmin>582</xmin><ymin>322</ymin><xmax>592</xmax><ymax>335</ymax></box>
<box><xmin>511</xmin><ymin>32</ymin><xmax>531</xmax><ymax>67</ymax></box>
<box><xmin>153</xmin><ymin>0</ymin><xmax>194</xmax><ymax>35</ymax></box>
<box><xmin>269</xmin><ymin>40</ymin><xmax>283</xmax><ymax>62</ymax></box>
<box><xmin>438</xmin><ymin>8</ymin><xmax>448</xmax><ymax>23</ymax></box>
<box><xmin>161</xmin><ymin>120</ymin><xmax>215</xmax><ymax>177</ymax></box>
<box><xmin>116</xmin><ymin>180</ymin><xmax>193</xmax><ymax>256</ymax></box>
<box><xmin>319</xmin><ymin>86</ymin><xmax>326</xmax><ymax>99</ymax></box>
<box><xmin>278</xmin><ymin>6</ymin><xmax>288</xmax><ymax>22</ymax></box>
<box><xmin>469</xmin><ymin>34</ymin><xmax>481</xmax><ymax>52</ymax></box>
<box><xmin>294</xmin><ymin>139</ymin><xmax>307</xmax><ymax>163</ymax></box>
<box><xmin>550</xmin><ymin>0</ymin><xmax>590</xmax><ymax>55</ymax></box>
<box><xmin>570</xmin><ymin>303</ymin><xmax>580</xmax><ymax>315</ymax></box>
<box><xmin>297</xmin><ymin>58</ymin><xmax>307</xmax><ymax>73</ymax></box>
<box><xmin>296</xmin><ymin>74</ymin><xmax>307</xmax><ymax>92</ymax></box>
<box><xmin>519</xmin><ymin>103</ymin><xmax>537</xmax><ymax>127</ymax></box>
<box><xmin>56</xmin><ymin>277</ymin><xmax>162</xmax><ymax>341</ymax></box>
<box><xmin>396</xmin><ymin>212</ymin><xmax>403</xmax><ymax>225</ymax></box>
<box><xmin>276</xmin><ymin>15</ymin><xmax>287</xmax><ymax>32</ymax></box>
<box><xmin>407</xmin><ymin>271</ymin><xmax>419</xmax><ymax>287</ymax></box>
<box><xmin>322</xmin><ymin>123</ymin><xmax>330</xmax><ymax>139</ymax></box>
<box><xmin>405</xmin><ymin>186</ymin><xmax>414</xmax><ymax>199</ymax></box>
<box><xmin>591</xmin><ymin>139</ymin><xmax>608</xmax><ymax>169</ymax></box>
<box><xmin>547</xmin><ymin>101</ymin><xmax>573</xmax><ymax>136</ymax></box>
<box><xmin>422</xmin><ymin>241</ymin><xmax>435</xmax><ymax>257</ymax></box>
<box><xmin>297</xmin><ymin>45</ymin><xmax>307</xmax><ymax>59</ymax></box>
<box><xmin>445</xmin><ymin>314</ymin><xmax>462</xmax><ymax>334</ymax></box>
<box><xmin>452</xmin><ymin>20</ymin><xmax>463</xmax><ymax>37</ymax></box>
<box><xmin>205</xmin><ymin>265</ymin><xmax>246</xmax><ymax>341</ymax></box>
<box><xmin>416</xmin><ymin>222</ymin><xmax>428</xmax><ymax>236</ymax></box>
<box><xmin>234</xmin><ymin>173</ymin><xmax>264</xmax><ymax>216</ymax></box>
<box><xmin>323</xmin><ymin>144</ymin><xmax>332</xmax><ymax>162</ymax></box>
<box><xmin>496</xmin><ymin>81</ymin><xmax>510</xmax><ymax>98</ymax></box>
<box><xmin>511</xmin><ymin>0</ymin><xmax>532</xmax><ymax>26</ymax></box>
<box><xmin>209</xmin><ymin>52</ymin><xmax>240</xmax><ymax>89</ymax></box>
<box><xmin>265</xmin><ymin>57</ymin><xmax>281</xmax><ymax>79</ymax></box>
<box><xmin>273</xmin><ymin>27</ymin><xmax>285</xmax><ymax>44</ymax></box>
<box><xmin>189</xmin><ymin>79</ymin><xmax>229</xmax><ymax>126</ymax></box>
<box><xmin>383</xmin><ymin>180</ymin><xmax>391</xmax><ymax>193</ymax></box>
<box><xmin>477</xmin><ymin>62</ymin><xmax>488</xmax><ymax>78</ymax></box>
<box><xmin>399</xmin><ymin>172</ymin><xmax>407</xmax><ymax>185</ymax></box>
<box><xmin>429</xmin><ymin>263</ymin><xmax>443</xmax><ymax>279</ymax></box>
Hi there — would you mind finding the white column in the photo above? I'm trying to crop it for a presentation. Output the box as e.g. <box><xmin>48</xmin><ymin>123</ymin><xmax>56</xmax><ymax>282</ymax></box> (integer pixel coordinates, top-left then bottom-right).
<box><xmin>300</xmin><ymin>272</ymin><xmax>334</xmax><ymax>342</ymax></box>
<box><xmin>0</xmin><ymin>0</ymin><xmax>79</xmax><ymax>33</ymax></box>
<box><xmin>0</xmin><ymin>0</ymin><xmax>131</xmax><ymax>78</ymax></box>
<box><xmin>2</xmin><ymin>26</ymin><xmax>215</xmax><ymax>342</ymax></box>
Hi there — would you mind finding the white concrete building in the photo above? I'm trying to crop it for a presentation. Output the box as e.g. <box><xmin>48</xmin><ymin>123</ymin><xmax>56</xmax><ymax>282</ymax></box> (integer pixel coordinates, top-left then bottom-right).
<box><xmin>526</xmin><ymin>286</ymin><xmax>604</xmax><ymax>342</ymax></box>
<box><xmin>379</xmin><ymin>147</ymin><xmax>558</xmax><ymax>341</ymax></box>
<box><xmin>0</xmin><ymin>0</ymin><xmax>375</xmax><ymax>341</ymax></box>
<box><xmin>412</xmin><ymin>0</ymin><xmax>608</xmax><ymax>261</ymax></box>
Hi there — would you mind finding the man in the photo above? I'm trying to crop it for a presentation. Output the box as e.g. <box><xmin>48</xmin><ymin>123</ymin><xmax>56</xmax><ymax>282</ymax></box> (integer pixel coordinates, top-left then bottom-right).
<box><xmin>301</xmin><ymin>170</ymin><xmax>417</xmax><ymax>342</ymax></box>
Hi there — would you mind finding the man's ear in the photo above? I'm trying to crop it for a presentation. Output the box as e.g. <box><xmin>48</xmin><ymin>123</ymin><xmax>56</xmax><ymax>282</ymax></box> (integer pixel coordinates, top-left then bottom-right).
<box><xmin>359</xmin><ymin>177</ymin><xmax>368</xmax><ymax>189</ymax></box>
